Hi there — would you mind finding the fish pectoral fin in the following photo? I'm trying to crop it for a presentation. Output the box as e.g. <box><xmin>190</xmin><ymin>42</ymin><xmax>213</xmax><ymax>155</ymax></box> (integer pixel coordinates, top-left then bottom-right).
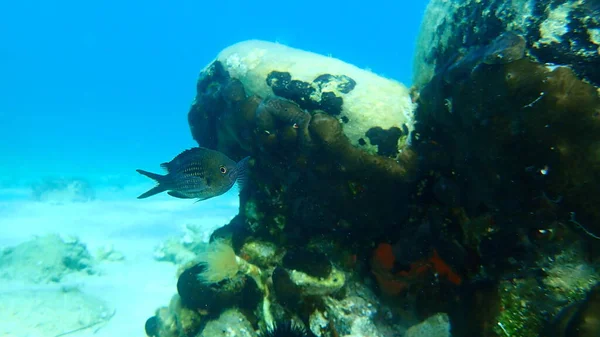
<box><xmin>167</xmin><ymin>191</ymin><xmax>193</xmax><ymax>199</ymax></box>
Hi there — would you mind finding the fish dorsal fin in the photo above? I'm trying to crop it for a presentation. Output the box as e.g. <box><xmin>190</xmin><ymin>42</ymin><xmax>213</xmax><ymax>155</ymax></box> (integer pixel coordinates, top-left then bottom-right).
<box><xmin>176</xmin><ymin>147</ymin><xmax>208</xmax><ymax>158</ymax></box>
<box><xmin>160</xmin><ymin>162</ymin><xmax>171</xmax><ymax>172</ymax></box>
<box><xmin>161</xmin><ymin>147</ymin><xmax>206</xmax><ymax>173</ymax></box>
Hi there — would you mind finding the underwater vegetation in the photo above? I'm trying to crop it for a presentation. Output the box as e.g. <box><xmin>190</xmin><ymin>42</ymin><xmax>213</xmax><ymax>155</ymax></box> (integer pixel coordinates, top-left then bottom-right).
<box><xmin>144</xmin><ymin>0</ymin><xmax>600</xmax><ymax>336</ymax></box>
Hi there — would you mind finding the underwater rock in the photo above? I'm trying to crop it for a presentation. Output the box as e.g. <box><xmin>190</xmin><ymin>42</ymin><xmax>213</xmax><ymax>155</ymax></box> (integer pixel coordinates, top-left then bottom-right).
<box><xmin>414</xmin><ymin>49</ymin><xmax>600</xmax><ymax>244</ymax></box>
<box><xmin>95</xmin><ymin>244</ymin><xmax>125</xmax><ymax>262</ymax></box>
<box><xmin>239</xmin><ymin>240</ymin><xmax>281</xmax><ymax>269</ymax></box>
<box><xmin>187</xmin><ymin>40</ymin><xmax>417</xmax><ymax>247</ymax></box>
<box><xmin>287</xmin><ymin>266</ymin><xmax>345</xmax><ymax>297</ymax></box>
<box><xmin>153</xmin><ymin>224</ymin><xmax>217</xmax><ymax>265</ymax></box>
<box><xmin>365</xmin><ymin>126</ymin><xmax>405</xmax><ymax>157</ymax></box>
<box><xmin>153</xmin><ymin>237</ymin><xmax>197</xmax><ymax>265</ymax></box>
<box><xmin>454</xmin><ymin>231</ymin><xmax>598</xmax><ymax>337</ymax></box>
<box><xmin>176</xmin><ymin>262</ymin><xmax>261</xmax><ymax>315</ymax></box>
<box><xmin>148</xmin><ymin>299</ymin><xmax>198</xmax><ymax>337</ymax></box>
<box><xmin>405</xmin><ymin>313</ymin><xmax>451</xmax><ymax>337</ymax></box>
<box><xmin>432</xmin><ymin>176</ymin><xmax>461</xmax><ymax>207</ymax></box>
<box><xmin>547</xmin><ymin>282</ymin><xmax>600</xmax><ymax>337</ymax></box>
<box><xmin>145</xmin><ymin>316</ymin><xmax>159</xmax><ymax>337</ymax></box>
<box><xmin>411</xmin><ymin>2</ymin><xmax>600</xmax><ymax>334</ymax></box>
<box><xmin>321</xmin><ymin>295</ymin><xmax>382</xmax><ymax>337</ymax></box>
<box><xmin>152</xmin><ymin>275</ymin><xmax>262</xmax><ymax>337</ymax></box>
<box><xmin>413</xmin><ymin>0</ymin><xmax>600</xmax><ymax>88</ymax></box>
<box><xmin>207</xmin><ymin>40</ymin><xmax>415</xmax><ymax>154</ymax></box>
<box><xmin>319</xmin><ymin>280</ymin><xmax>408</xmax><ymax>337</ymax></box>
<box><xmin>272</xmin><ymin>262</ymin><xmax>345</xmax><ymax>299</ymax></box>
<box><xmin>0</xmin><ymin>234</ymin><xmax>95</xmax><ymax>283</ymax></box>
<box><xmin>200</xmin><ymin>309</ymin><xmax>257</xmax><ymax>337</ymax></box>
<box><xmin>31</xmin><ymin>177</ymin><xmax>95</xmax><ymax>203</ymax></box>
<box><xmin>282</xmin><ymin>248</ymin><xmax>332</xmax><ymax>279</ymax></box>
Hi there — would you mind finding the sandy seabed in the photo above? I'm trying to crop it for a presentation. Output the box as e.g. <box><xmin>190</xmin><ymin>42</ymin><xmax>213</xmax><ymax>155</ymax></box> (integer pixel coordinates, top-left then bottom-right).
<box><xmin>0</xmin><ymin>184</ymin><xmax>239</xmax><ymax>337</ymax></box>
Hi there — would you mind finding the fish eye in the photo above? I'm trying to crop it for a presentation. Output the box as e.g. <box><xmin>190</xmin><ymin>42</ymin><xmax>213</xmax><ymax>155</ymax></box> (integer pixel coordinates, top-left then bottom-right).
<box><xmin>292</xmin><ymin>123</ymin><xmax>299</xmax><ymax>129</ymax></box>
<box><xmin>219</xmin><ymin>166</ymin><xmax>227</xmax><ymax>174</ymax></box>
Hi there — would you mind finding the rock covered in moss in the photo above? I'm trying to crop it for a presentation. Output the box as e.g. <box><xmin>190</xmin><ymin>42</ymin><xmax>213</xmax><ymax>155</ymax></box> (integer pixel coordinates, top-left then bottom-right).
<box><xmin>413</xmin><ymin>0</ymin><xmax>600</xmax><ymax>88</ymax></box>
<box><xmin>147</xmin><ymin>296</ymin><xmax>183</xmax><ymax>337</ymax></box>
<box><xmin>493</xmin><ymin>239</ymin><xmax>599</xmax><ymax>337</ymax></box>
<box><xmin>149</xmin><ymin>288</ymin><xmax>261</xmax><ymax>337</ymax></box>
<box><xmin>176</xmin><ymin>262</ymin><xmax>261</xmax><ymax>315</ymax></box>
<box><xmin>271</xmin><ymin>265</ymin><xmax>345</xmax><ymax>308</ymax></box>
<box><xmin>271</xmin><ymin>248</ymin><xmax>345</xmax><ymax>300</ymax></box>
<box><xmin>287</xmin><ymin>267</ymin><xmax>345</xmax><ymax>296</ymax></box>
<box><xmin>239</xmin><ymin>240</ymin><xmax>281</xmax><ymax>268</ymax></box>
<box><xmin>412</xmin><ymin>53</ymin><xmax>600</xmax><ymax>333</ymax></box>
<box><xmin>410</xmin><ymin>2</ymin><xmax>600</xmax><ymax>334</ymax></box>
<box><xmin>187</xmin><ymin>40</ymin><xmax>417</xmax><ymax>245</ymax></box>
<box><xmin>282</xmin><ymin>248</ymin><xmax>332</xmax><ymax>279</ymax></box>
<box><xmin>414</xmin><ymin>43</ymin><xmax>600</xmax><ymax>242</ymax></box>
<box><xmin>0</xmin><ymin>234</ymin><xmax>95</xmax><ymax>283</ymax></box>
<box><xmin>542</xmin><ymin>244</ymin><xmax>600</xmax><ymax>304</ymax></box>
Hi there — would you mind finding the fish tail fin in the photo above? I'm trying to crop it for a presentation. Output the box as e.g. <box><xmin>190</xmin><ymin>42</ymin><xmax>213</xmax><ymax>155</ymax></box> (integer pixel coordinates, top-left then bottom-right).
<box><xmin>234</xmin><ymin>156</ymin><xmax>251</xmax><ymax>191</ymax></box>
<box><xmin>136</xmin><ymin>169</ymin><xmax>167</xmax><ymax>199</ymax></box>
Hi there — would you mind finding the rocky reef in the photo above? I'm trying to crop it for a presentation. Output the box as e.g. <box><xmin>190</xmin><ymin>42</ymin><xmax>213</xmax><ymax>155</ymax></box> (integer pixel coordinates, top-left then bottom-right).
<box><xmin>145</xmin><ymin>1</ymin><xmax>600</xmax><ymax>335</ymax></box>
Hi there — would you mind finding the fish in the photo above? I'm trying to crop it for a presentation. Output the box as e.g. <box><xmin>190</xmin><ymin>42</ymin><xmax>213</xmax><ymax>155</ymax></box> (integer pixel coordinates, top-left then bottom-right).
<box><xmin>136</xmin><ymin>147</ymin><xmax>250</xmax><ymax>201</ymax></box>
<box><xmin>443</xmin><ymin>31</ymin><xmax>526</xmax><ymax>83</ymax></box>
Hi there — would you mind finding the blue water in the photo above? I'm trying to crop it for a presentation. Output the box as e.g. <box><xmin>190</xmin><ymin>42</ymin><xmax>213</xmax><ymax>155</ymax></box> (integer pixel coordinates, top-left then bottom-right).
<box><xmin>0</xmin><ymin>0</ymin><xmax>428</xmax><ymax>187</ymax></box>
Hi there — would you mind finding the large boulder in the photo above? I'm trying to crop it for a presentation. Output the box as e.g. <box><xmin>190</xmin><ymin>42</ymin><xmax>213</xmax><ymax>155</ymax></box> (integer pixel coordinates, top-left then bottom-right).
<box><xmin>187</xmin><ymin>40</ymin><xmax>417</xmax><ymax>243</ymax></box>
<box><xmin>411</xmin><ymin>1</ymin><xmax>600</xmax><ymax>336</ymax></box>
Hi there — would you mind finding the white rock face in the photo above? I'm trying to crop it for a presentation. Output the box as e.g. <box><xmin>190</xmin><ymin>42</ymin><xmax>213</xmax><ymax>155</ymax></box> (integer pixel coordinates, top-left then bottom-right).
<box><xmin>209</xmin><ymin>40</ymin><xmax>415</xmax><ymax>154</ymax></box>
